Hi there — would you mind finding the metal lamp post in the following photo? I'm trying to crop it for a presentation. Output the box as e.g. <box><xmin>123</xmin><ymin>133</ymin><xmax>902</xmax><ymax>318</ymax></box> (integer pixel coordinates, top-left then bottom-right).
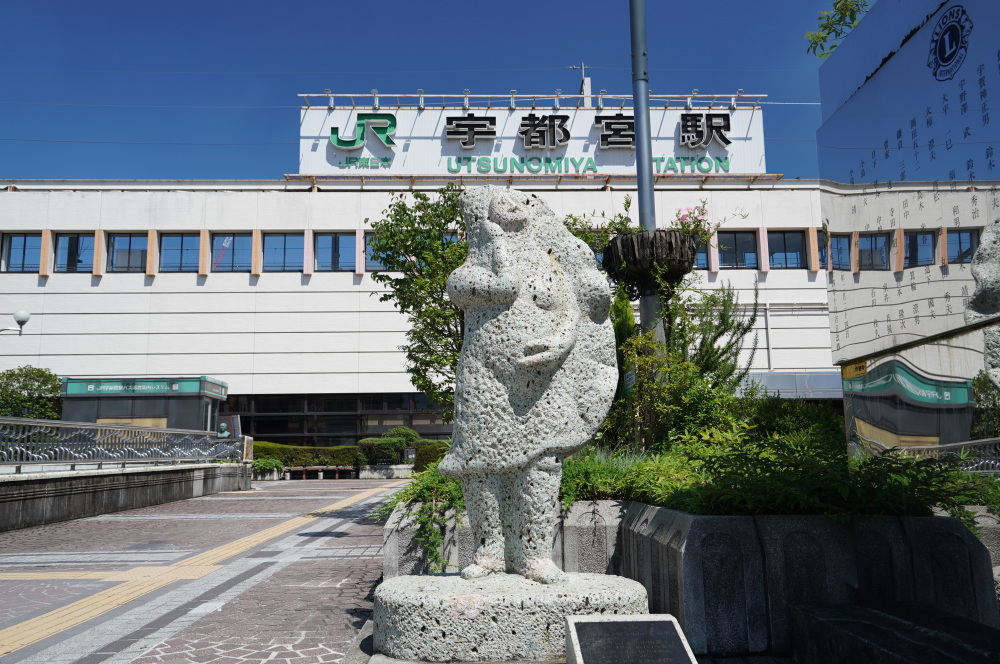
<box><xmin>0</xmin><ymin>310</ymin><xmax>30</xmax><ymax>336</ymax></box>
<box><xmin>629</xmin><ymin>0</ymin><xmax>659</xmax><ymax>332</ymax></box>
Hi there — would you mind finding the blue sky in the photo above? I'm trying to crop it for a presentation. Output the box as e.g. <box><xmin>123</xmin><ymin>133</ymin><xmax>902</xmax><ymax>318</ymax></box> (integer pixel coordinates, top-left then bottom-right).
<box><xmin>0</xmin><ymin>1</ymin><xmax>836</xmax><ymax>181</ymax></box>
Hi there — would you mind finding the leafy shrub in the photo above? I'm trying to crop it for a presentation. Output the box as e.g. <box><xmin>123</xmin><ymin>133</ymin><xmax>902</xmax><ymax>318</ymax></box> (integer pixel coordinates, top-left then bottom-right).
<box><xmin>252</xmin><ymin>441</ymin><xmax>358</xmax><ymax>467</ymax></box>
<box><xmin>971</xmin><ymin>371</ymin><xmax>1000</xmax><ymax>439</ymax></box>
<box><xmin>749</xmin><ymin>394</ymin><xmax>843</xmax><ymax>441</ymax></box>
<box><xmin>414</xmin><ymin>442</ymin><xmax>450</xmax><ymax>472</ymax></box>
<box><xmin>374</xmin><ymin>461</ymin><xmax>465</xmax><ymax>572</ymax></box>
<box><xmin>251</xmin><ymin>457</ymin><xmax>284</xmax><ymax>473</ymax></box>
<box><xmin>358</xmin><ymin>438</ymin><xmax>406</xmax><ymax>466</ymax></box>
<box><xmin>383</xmin><ymin>426</ymin><xmax>422</xmax><ymax>446</ymax></box>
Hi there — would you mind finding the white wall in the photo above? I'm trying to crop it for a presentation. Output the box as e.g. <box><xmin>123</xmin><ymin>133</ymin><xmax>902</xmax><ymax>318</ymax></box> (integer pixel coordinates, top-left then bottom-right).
<box><xmin>0</xmin><ymin>182</ymin><xmax>837</xmax><ymax>396</ymax></box>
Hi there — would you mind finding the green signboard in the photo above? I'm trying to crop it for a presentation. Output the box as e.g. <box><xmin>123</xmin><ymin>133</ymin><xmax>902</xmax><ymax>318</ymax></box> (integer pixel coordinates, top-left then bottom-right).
<box><xmin>61</xmin><ymin>376</ymin><xmax>228</xmax><ymax>399</ymax></box>
<box><xmin>842</xmin><ymin>360</ymin><xmax>971</xmax><ymax>406</ymax></box>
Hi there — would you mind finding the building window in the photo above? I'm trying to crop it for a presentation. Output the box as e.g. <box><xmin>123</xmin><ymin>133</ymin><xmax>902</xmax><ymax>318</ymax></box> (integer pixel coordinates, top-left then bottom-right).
<box><xmin>211</xmin><ymin>233</ymin><xmax>252</xmax><ymax>272</ymax></box>
<box><xmin>262</xmin><ymin>233</ymin><xmax>304</xmax><ymax>272</ymax></box>
<box><xmin>767</xmin><ymin>231</ymin><xmax>805</xmax><ymax>269</ymax></box>
<box><xmin>817</xmin><ymin>231</ymin><xmax>829</xmax><ymax>270</ymax></box>
<box><xmin>858</xmin><ymin>233</ymin><xmax>889</xmax><ymax>270</ymax></box>
<box><xmin>365</xmin><ymin>233</ymin><xmax>386</xmax><ymax>271</ymax></box>
<box><xmin>315</xmin><ymin>233</ymin><xmax>357</xmax><ymax>271</ymax></box>
<box><xmin>55</xmin><ymin>234</ymin><xmax>95</xmax><ymax>272</ymax></box>
<box><xmin>831</xmin><ymin>234</ymin><xmax>851</xmax><ymax>270</ymax></box>
<box><xmin>694</xmin><ymin>243</ymin><xmax>708</xmax><ymax>269</ymax></box>
<box><xmin>159</xmin><ymin>234</ymin><xmax>200</xmax><ymax>272</ymax></box>
<box><xmin>948</xmin><ymin>229</ymin><xmax>980</xmax><ymax>264</ymax></box>
<box><xmin>717</xmin><ymin>231</ymin><xmax>758</xmax><ymax>269</ymax></box>
<box><xmin>2</xmin><ymin>234</ymin><xmax>42</xmax><ymax>272</ymax></box>
<box><xmin>107</xmin><ymin>233</ymin><xmax>147</xmax><ymax>272</ymax></box>
<box><xmin>903</xmin><ymin>231</ymin><xmax>935</xmax><ymax>268</ymax></box>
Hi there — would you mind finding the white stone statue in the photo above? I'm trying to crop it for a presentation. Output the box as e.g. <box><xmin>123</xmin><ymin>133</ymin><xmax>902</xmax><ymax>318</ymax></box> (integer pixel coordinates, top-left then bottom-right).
<box><xmin>438</xmin><ymin>186</ymin><xmax>618</xmax><ymax>584</ymax></box>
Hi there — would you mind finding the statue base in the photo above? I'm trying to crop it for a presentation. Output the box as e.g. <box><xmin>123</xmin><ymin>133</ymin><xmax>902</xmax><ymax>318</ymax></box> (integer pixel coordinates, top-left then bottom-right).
<box><xmin>373</xmin><ymin>573</ymin><xmax>648</xmax><ymax>662</ymax></box>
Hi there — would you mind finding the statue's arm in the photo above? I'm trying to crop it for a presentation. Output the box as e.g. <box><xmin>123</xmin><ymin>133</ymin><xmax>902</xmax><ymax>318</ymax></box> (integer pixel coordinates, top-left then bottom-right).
<box><xmin>517</xmin><ymin>261</ymin><xmax>579</xmax><ymax>370</ymax></box>
<box><xmin>446</xmin><ymin>222</ymin><xmax>518</xmax><ymax>310</ymax></box>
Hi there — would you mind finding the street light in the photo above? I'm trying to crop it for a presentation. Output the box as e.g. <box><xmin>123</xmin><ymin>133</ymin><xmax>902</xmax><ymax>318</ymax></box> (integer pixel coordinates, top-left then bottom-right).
<box><xmin>0</xmin><ymin>310</ymin><xmax>30</xmax><ymax>336</ymax></box>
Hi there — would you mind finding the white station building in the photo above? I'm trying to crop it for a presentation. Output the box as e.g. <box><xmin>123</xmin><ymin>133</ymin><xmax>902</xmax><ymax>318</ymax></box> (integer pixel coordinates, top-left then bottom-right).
<box><xmin>0</xmin><ymin>89</ymin><xmax>840</xmax><ymax>446</ymax></box>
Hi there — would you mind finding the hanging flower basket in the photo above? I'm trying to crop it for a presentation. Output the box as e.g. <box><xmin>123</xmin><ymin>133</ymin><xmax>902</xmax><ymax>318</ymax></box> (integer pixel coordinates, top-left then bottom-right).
<box><xmin>604</xmin><ymin>229</ymin><xmax>697</xmax><ymax>300</ymax></box>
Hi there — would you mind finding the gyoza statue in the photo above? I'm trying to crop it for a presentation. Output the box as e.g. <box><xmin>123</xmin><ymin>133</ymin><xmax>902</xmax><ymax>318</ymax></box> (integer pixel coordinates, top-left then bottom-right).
<box><xmin>438</xmin><ymin>186</ymin><xmax>618</xmax><ymax>584</ymax></box>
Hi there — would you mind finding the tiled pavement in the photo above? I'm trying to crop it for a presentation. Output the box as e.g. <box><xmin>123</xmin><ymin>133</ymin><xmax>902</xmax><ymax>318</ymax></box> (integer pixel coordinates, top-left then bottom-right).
<box><xmin>0</xmin><ymin>478</ymin><xmax>792</xmax><ymax>664</ymax></box>
<box><xmin>0</xmin><ymin>479</ymin><xmax>405</xmax><ymax>664</ymax></box>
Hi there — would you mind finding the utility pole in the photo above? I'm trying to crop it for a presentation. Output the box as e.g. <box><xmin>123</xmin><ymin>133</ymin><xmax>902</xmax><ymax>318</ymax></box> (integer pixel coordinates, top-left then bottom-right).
<box><xmin>628</xmin><ymin>0</ymin><xmax>659</xmax><ymax>332</ymax></box>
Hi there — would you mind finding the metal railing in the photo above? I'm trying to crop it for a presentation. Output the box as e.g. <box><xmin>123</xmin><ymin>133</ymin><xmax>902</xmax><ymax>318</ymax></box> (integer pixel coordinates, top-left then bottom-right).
<box><xmin>298</xmin><ymin>90</ymin><xmax>766</xmax><ymax>111</ymax></box>
<box><xmin>852</xmin><ymin>435</ymin><xmax>1000</xmax><ymax>475</ymax></box>
<box><xmin>0</xmin><ymin>417</ymin><xmax>246</xmax><ymax>471</ymax></box>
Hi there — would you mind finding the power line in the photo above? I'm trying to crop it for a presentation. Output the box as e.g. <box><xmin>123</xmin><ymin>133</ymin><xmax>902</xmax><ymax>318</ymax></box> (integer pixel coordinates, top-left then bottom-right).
<box><xmin>0</xmin><ymin>64</ymin><xmax>819</xmax><ymax>75</ymax></box>
<box><xmin>0</xmin><ymin>66</ymin><xmax>575</xmax><ymax>75</ymax></box>
<box><xmin>0</xmin><ymin>138</ymin><xmax>295</xmax><ymax>146</ymax></box>
<box><xmin>0</xmin><ymin>101</ymin><xmax>292</xmax><ymax>109</ymax></box>
<box><xmin>0</xmin><ymin>99</ymin><xmax>822</xmax><ymax>110</ymax></box>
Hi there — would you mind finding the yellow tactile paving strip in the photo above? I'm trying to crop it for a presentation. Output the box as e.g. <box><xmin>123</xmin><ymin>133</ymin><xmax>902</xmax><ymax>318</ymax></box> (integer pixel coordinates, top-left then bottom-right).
<box><xmin>0</xmin><ymin>480</ymin><xmax>407</xmax><ymax>657</ymax></box>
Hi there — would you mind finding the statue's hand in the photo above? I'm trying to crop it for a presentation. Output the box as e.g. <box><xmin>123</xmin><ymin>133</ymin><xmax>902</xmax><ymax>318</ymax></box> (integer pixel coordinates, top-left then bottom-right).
<box><xmin>516</xmin><ymin>337</ymin><xmax>574</xmax><ymax>370</ymax></box>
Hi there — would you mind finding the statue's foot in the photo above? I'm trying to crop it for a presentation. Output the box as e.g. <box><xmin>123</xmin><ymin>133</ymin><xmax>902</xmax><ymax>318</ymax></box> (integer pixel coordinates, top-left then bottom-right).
<box><xmin>461</xmin><ymin>552</ymin><xmax>503</xmax><ymax>580</ymax></box>
<box><xmin>461</xmin><ymin>563</ymin><xmax>502</xmax><ymax>580</ymax></box>
<box><xmin>523</xmin><ymin>558</ymin><xmax>567</xmax><ymax>584</ymax></box>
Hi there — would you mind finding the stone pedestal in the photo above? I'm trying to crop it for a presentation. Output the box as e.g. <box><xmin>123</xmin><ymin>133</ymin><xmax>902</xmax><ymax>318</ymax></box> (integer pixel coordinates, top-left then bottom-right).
<box><xmin>373</xmin><ymin>573</ymin><xmax>648</xmax><ymax>662</ymax></box>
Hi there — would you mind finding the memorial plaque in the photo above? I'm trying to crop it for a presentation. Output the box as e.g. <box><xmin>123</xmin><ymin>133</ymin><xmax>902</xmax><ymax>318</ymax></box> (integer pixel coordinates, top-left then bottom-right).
<box><xmin>566</xmin><ymin>615</ymin><xmax>696</xmax><ymax>664</ymax></box>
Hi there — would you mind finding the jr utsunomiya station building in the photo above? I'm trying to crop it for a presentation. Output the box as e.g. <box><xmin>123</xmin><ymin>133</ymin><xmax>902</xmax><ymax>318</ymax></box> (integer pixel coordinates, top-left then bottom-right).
<box><xmin>0</xmin><ymin>87</ymin><xmax>840</xmax><ymax>446</ymax></box>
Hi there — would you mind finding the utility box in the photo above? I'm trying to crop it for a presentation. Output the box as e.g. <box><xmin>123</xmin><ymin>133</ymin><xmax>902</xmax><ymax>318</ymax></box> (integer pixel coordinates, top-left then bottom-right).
<box><xmin>60</xmin><ymin>376</ymin><xmax>228</xmax><ymax>432</ymax></box>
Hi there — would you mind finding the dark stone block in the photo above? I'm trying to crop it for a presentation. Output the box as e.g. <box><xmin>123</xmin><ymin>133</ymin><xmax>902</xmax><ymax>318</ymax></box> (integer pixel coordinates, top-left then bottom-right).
<box><xmin>791</xmin><ymin>604</ymin><xmax>999</xmax><ymax>664</ymax></box>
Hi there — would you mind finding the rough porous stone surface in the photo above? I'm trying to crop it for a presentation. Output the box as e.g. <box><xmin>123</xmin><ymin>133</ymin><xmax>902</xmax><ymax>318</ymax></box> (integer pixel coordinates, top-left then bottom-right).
<box><xmin>965</xmin><ymin>217</ymin><xmax>1000</xmax><ymax>388</ymax></box>
<box><xmin>373</xmin><ymin>573</ymin><xmax>648</xmax><ymax>662</ymax></box>
<box><xmin>438</xmin><ymin>186</ymin><xmax>617</xmax><ymax>583</ymax></box>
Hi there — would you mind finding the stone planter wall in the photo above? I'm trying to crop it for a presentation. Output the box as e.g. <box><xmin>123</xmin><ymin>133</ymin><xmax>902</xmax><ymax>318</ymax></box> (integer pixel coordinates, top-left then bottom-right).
<box><xmin>359</xmin><ymin>464</ymin><xmax>413</xmax><ymax>480</ymax></box>
<box><xmin>384</xmin><ymin>500</ymin><xmax>1000</xmax><ymax>656</ymax></box>
<box><xmin>252</xmin><ymin>468</ymin><xmax>282</xmax><ymax>481</ymax></box>
<box><xmin>0</xmin><ymin>463</ymin><xmax>251</xmax><ymax>532</ymax></box>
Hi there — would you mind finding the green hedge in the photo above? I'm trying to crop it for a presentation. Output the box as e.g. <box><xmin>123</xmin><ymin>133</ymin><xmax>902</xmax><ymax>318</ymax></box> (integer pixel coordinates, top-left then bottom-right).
<box><xmin>414</xmin><ymin>442</ymin><xmax>450</xmax><ymax>472</ymax></box>
<box><xmin>252</xmin><ymin>441</ymin><xmax>358</xmax><ymax>467</ymax></box>
<box><xmin>357</xmin><ymin>435</ymin><xmax>445</xmax><ymax>467</ymax></box>
<box><xmin>358</xmin><ymin>438</ymin><xmax>406</xmax><ymax>466</ymax></box>
<box><xmin>383</xmin><ymin>426</ymin><xmax>421</xmax><ymax>445</ymax></box>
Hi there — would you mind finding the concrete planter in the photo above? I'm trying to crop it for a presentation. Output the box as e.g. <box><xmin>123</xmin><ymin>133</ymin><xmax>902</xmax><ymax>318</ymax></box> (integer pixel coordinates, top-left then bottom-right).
<box><xmin>359</xmin><ymin>464</ymin><xmax>413</xmax><ymax>479</ymax></box>
<box><xmin>252</xmin><ymin>468</ymin><xmax>282</xmax><ymax>481</ymax></box>
<box><xmin>384</xmin><ymin>500</ymin><xmax>1000</xmax><ymax>656</ymax></box>
<box><xmin>0</xmin><ymin>463</ymin><xmax>251</xmax><ymax>532</ymax></box>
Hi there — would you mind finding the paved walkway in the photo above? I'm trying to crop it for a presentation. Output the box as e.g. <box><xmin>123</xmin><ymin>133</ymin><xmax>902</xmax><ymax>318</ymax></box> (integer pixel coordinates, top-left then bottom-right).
<box><xmin>0</xmin><ymin>478</ymin><xmax>791</xmax><ymax>664</ymax></box>
<box><xmin>0</xmin><ymin>479</ymin><xmax>406</xmax><ymax>664</ymax></box>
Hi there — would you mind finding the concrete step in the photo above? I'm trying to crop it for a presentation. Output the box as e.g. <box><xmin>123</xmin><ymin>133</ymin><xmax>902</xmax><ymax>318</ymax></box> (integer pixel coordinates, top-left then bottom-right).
<box><xmin>791</xmin><ymin>604</ymin><xmax>1000</xmax><ymax>664</ymax></box>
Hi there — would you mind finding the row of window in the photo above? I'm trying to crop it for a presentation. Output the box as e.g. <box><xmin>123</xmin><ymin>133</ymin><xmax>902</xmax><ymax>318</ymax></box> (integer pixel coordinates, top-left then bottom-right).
<box><xmin>0</xmin><ymin>232</ymin><xmax>386</xmax><ymax>273</ymax></box>
<box><xmin>827</xmin><ymin>228</ymin><xmax>979</xmax><ymax>271</ymax></box>
<box><xmin>4</xmin><ymin>228</ymin><xmax>982</xmax><ymax>275</ymax></box>
<box><xmin>693</xmin><ymin>230</ymin><xmax>815</xmax><ymax>271</ymax></box>
<box><xmin>690</xmin><ymin>229</ymin><xmax>980</xmax><ymax>272</ymax></box>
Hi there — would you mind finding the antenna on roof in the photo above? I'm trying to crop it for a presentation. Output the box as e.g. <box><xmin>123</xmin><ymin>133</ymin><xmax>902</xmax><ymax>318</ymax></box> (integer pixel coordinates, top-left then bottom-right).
<box><xmin>568</xmin><ymin>62</ymin><xmax>592</xmax><ymax>108</ymax></box>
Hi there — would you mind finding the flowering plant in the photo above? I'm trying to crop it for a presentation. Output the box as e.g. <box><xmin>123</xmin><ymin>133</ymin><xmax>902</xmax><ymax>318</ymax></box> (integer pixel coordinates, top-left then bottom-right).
<box><xmin>669</xmin><ymin>199</ymin><xmax>721</xmax><ymax>248</ymax></box>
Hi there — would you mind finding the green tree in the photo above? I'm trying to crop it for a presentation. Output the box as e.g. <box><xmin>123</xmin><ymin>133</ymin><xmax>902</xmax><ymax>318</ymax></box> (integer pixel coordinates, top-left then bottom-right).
<box><xmin>805</xmin><ymin>0</ymin><xmax>870</xmax><ymax>59</ymax></box>
<box><xmin>662</xmin><ymin>277</ymin><xmax>758</xmax><ymax>390</ymax></box>
<box><xmin>970</xmin><ymin>371</ymin><xmax>1000</xmax><ymax>439</ymax></box>
<box><xmin>0</xmin><ymin>365</ymin><xmax>62</xmax><ymax>420</ymax></box>
<box><xmin>366</xmin><ymin>185</ymin><xmax>466</xmax><ymax>420</ymax></box>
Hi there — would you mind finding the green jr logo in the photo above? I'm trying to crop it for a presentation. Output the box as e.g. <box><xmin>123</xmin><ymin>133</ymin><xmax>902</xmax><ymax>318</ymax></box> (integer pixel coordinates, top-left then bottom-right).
<box><xmin>330</xmin><ymin>113</ymin><xmax>397</xmax><ymax>150</ymax></box>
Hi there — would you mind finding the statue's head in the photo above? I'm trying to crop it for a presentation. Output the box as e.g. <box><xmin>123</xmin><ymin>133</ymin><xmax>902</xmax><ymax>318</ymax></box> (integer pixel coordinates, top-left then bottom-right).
<box><xmin>488</xmin><ymin>188</ymin><xmax>530</xmax><ymax>233</ymax></box>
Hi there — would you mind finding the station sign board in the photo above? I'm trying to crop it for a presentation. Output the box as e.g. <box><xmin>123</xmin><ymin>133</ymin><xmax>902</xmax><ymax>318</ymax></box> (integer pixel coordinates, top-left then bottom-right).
<box><xmin>61</xmin><ymin>376</ymin><xmax>229</xmax><ymax>399</ymax></box>
<box><xmin>299</xmin><ymin>106</ymin><xmax>766</xmax><ymax>177</ymax></box>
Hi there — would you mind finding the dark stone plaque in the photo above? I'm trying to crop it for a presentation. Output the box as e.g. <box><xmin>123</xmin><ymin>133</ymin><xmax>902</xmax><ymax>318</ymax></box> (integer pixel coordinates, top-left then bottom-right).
<box><xmin>573</xmin><ymin>619</ymin><xmax>695</xmax><ymax>664</ymax></box>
